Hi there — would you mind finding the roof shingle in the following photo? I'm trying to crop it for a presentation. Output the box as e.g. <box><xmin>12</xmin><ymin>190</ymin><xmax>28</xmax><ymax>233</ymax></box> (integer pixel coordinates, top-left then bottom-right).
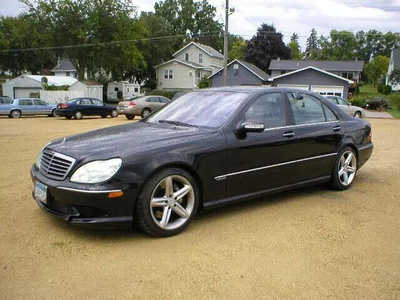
<box><xmin>269</xmin><ymin>59</ymin><xmax>364</xmax><ymax>72</ymax></box>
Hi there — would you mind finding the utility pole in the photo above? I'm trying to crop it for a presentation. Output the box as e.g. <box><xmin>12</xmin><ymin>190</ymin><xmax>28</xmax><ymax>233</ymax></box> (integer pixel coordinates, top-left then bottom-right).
<box><xmin>223</xmin><ymin>0</ymin><xmax>229</xmax><ymax>86</ymax></box>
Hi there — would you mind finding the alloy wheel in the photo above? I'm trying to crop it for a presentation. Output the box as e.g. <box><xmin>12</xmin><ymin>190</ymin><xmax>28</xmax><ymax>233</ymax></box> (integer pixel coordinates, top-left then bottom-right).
<box><xmin>111</xmin><ymin>110</ymin><xmax>118</xmax><ymax>118</ymax></box>
<box><xmin>142</xmin><ymin>109</ymin><xmax>151</xmax><ymax>118</ymax></box>
<box><xmin>149</xmin><ymin>175</ymin><xmax>195</xmax><ymax>230</ymax></box>
<box><xmin>11</xmin><ymin>110</ymin><xmax>21</xmax><ymax>118</ymax></box>
<box><xmin>75</xmin><ymin>111</ymin><xmax>82</xmax><ymax>120</ymax></box>
<box><xmin>338</xmin><ymin>151</ymin><xmax>357</xmax><ymax>186</ymax></box>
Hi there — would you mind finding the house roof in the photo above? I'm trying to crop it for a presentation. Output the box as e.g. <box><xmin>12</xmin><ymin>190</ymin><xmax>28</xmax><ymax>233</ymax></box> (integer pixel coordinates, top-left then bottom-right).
<box><xmin>269</xmin><ymin>66</ymin><xmax>354</xmax><ymax>84</ymax></box>
<box><xmin>51</xmin><ymin>58</ymin><xmax>76</xmax><ymax>72</ymax></box>
<box><xmin>392</xmin><ymin>48</ymin><xmax>400</xmax><ymax>69</ymax></box>
<box><xmin>25</xmin><ymin>75</ymin><xmax>78</xmax><ymax>86</ymax></box>
<box><xmin>154</xmin><ymin>59</ymin><xmax>212</xmax><ymax>70</ymax></box>
<box><xmin>173</xmin><ymin>42</ymin><xmax>224</xmax><ymax>59</ymax></box>
<box><xmin>269</xmin><ymin>59</ymin><xmax>364</xmax><ymax>72</ymax></box>
<box><xmin>208</xmin><ymin>59</ymin><xmax>269</xmax><ymax>81</ymax></box>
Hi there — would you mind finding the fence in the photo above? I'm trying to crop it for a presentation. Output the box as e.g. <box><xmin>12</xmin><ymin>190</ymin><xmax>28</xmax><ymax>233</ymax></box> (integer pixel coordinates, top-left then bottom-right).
<box><xmin>40</xmin><ymin>90</ymin><xmax>84</xmax><ymax>104</ymax></box>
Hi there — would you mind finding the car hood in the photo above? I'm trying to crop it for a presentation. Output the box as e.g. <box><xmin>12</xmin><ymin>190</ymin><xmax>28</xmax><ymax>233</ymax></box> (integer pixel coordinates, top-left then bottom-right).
<box><xmin>47</xmin><ymin>121</ymin><xmax>210</xmax><ymax>159</ymax></box>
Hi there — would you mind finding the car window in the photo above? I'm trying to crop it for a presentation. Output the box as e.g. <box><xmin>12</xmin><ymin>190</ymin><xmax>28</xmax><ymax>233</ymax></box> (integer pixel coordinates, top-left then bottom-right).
<box><xmin>323</xmin><ymin>104</ymin><xmax>338</xmax><ymax>121</ymax></box>
<box><xmin>245</xmin><ymin>93</ymin><xmax>285</xmax><ymax>129</ymax></box>
<box><xmin>159</xmin><ymin>97</ymin><xmax>169</xmax><ymax>104</ymax></box>
<box><xmin>19</xmin><ymin>99</ymin><xmax>33</xmax><ymax>106</ymax></box>
<box><xmin>79</xmin><ymin>98</ymin><xmax>92</xmax><ymax>105</ymax></box>
<box><xmin>288</xmin><ymin>93</ymin><xmax>325</xmax><ymax>125</ymax></box>
<box><xmin>338</xmin><ymin>98</ymin><xmax>348</xmax><ymax>105</ymax></box>
<box><xmin>34</xmin><ymin>100</ymin><xmax>47</xmax><ymax>105</ymax></box>
<box><xmin>92</xmin><ymin>99</ymin><xmax>102</xmax><ymax>105</ymax></box>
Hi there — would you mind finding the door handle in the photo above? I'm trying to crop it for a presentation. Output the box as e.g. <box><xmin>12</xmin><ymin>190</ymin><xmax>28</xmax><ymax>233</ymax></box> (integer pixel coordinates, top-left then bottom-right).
<box><xmin>333</xmin><ymin>125</ymin><xmax>341</xmax><ymax>132</ymax></box>
<box><xmin>282</xmin><ymin>131</ymin><xmax>295</xmax><ymax>138</ymax></box>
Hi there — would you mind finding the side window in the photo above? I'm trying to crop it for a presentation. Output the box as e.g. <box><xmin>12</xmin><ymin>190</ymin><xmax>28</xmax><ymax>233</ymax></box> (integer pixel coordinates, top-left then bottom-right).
<box><xmin>34</xmin><ymin>100</ymin><xmax>41</xmax><ymax>105</ymax></box>
<box><xmin>20</xmin><ymin>99</ymin><xmax>33</xmax><ymax>106</ymax></box>
<box><xmin>323</xmin><ymin>104</ymin><xmax>338</xmax><ymax>121</ymax></box>
<box><xmin>160</xmin><ymin>97</ymin><xmax>169</xmax><ymax>103</ymax></box>
<box><xmin>245</xmin><ymin>93</ymin><xmax>285</xmax><ymax>129</ymax></box>
<box><xmin>79</xmin><ymin>98</ymin><xmax>92</xmax><ymax>105</ymax></box>
<box><xmin>92</xmin><ymin>99</ymin><xmax>102</xmax><ymax>105</ymax></box>
<box><xmin>288</xmin><ymin>93</ymin><xmax>325</xmax><ymax>125</ymax></box>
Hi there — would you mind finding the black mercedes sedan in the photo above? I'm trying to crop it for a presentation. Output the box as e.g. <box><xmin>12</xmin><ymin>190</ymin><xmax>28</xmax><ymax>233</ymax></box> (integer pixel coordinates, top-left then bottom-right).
<box><xmin>55</xmin><ymin>97</ymin><xmax>119</xmax><ymax>119</ymax></box>
<box><xmin>31</xmin><ymin>88</ymin><xmax>373</xmax><ymax>237</ymax></box>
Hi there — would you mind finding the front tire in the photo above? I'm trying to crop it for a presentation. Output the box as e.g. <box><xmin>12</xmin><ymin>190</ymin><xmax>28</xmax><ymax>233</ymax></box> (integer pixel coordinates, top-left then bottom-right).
<box><xmin>331</xmin><ymin>147</ymin><xmax>357</xmax><ymax>190</ymax></box>
<box><xmin>10</xmin><ymin>110</ymin><xmax>21</xmax><ymax>118</ymax></box>
<box><xmin>111</xmin><ymin>109</ymin><xmax>118</xmax><ymax>118</ymax></box>
<box><xmin>135</xmin><ymin>168</ymin><xmax>200</xmax><ymax>237</ymax></box>
<box><xmin>125</xmin><ymin>114</ymin><xmax>134</xmax><ymax>120</ymax></box>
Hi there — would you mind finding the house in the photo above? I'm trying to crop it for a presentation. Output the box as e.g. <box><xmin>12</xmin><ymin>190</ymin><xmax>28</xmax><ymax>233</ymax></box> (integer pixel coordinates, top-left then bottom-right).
<box><xmin>155</xmin><ymin>41</ymin><xmax>224</xmax><ymax>91</ymax></box>
<box><xmin>386</xmin><ymin>47</ymin><xmax>400</xmax><ymax>91</ymax></box>
<box><xmin>2</xmin><ymin>75</ymin><xmax>103</xmax><ymax>102</ymax></box>
<box><xmin>209</xmin><ymin>59</ymin><xmax>269</xmax><ymax>87</ymax></box>
<box><xmin>107</xmin><ymin>81</ymin><xmax>141</xmax><ymax>102</ymax></box>
<box><xmin>269</xmin><ymin>59</ymin><xmax>364</xmax><ymax>83</ymax></box>
<box><xmin>270</xmin><ymin>66</ymin><xmax>354</xmax><ymax>99</ymax></box>
<box><xmin>51</xmin><ymin>58</ymin><xmax>78</xmax><ymax>78</ymax></box>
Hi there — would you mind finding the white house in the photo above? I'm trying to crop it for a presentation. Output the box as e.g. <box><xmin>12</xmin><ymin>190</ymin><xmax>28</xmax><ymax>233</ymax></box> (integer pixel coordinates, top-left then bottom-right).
<box><xmin>107</xmin><ymin>81</ymin><xmax>141</xmax><ymax>102</ymax></box>
<box><xmin>155</xmin><ymin>42</ymin><xmax>224</xmax><ymax>91</ymax></box>
<box><xmin>386</xmin><ymin>47</ymin><xmax>400</xmax><ymax>91</ymax></box>
<box><xmin>51</xmin><ymin>58</ymin><xmax>78</xmax><ymax>78</ymax></box>
<box><xmin>2</xmin><ymin>75</ymin><xmax>103</xmax><ymax>102</ymax></box>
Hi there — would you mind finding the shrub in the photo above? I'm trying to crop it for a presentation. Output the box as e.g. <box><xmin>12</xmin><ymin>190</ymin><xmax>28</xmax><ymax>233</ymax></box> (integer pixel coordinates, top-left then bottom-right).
<box><xmin>377</xmin><ymin>84</ymin><xmax>392</xmax><ymax>95</ymax></box>
<box><xmin>146</xmin><ymin>89</ymin><xmax>178</xmax><ymax>100</ymax></box>
<box><xmin>198</xmin><ymin>77</ymin><xmax>211</xmax><ymax>89</ymax></box>
<box><xmin>351</xmin><ymin>98</ymin><xmax>366</xmax><ymax>108</ymax></box>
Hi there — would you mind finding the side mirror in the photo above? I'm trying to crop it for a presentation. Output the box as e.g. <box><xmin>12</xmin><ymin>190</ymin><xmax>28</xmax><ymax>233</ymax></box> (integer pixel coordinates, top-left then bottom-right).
<box><xmin>237</xmin><ymin>121</ymin><xmax>265</xmax><ymax>134</ymax></box>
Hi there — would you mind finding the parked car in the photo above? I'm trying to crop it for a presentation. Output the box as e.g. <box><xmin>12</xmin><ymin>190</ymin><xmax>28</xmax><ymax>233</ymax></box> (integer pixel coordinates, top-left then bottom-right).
<box><xmin>31</xmin><ymin>88</ymin><xmax>373</xmax><ymax>237</ymax></box>
<box><xmin>0</xmin><ymin>98</ymin><xmax>56</xmax><ymax>118</ymax></box>
<box><xmin>365</xmin><ymin>97</ymin><xmax>392</xmax><ymax>110</ymax></box>
<box><xmin>118</xmin><ymin>96</ymin><xmax>171</xmax><ymax>119</ymax></box>
<box><xmin>0</xmin><ymin>96</ymin><xmax>12</xmax><ymax>104</ymax></box>
<box><xmin>325</xmin><ymin>96</ymin><xmax>364</xmax><ymax>118</ymax></box>
<box><xmin>55</xmin><ymin>97</ymin><xmax>119</xmax><ymax>120</ymax></box>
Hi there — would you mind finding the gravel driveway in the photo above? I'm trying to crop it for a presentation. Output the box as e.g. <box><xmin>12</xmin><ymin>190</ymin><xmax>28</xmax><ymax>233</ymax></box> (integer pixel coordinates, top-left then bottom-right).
<box><xmin>0</xmin><ymin>116</ymin><xmax>399</xmax><ymax>299</ymax></box>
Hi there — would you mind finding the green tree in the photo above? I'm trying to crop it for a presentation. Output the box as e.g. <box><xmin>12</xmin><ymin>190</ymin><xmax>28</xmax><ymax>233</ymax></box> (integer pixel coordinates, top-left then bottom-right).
<box><xmin>154</xmin><ymin>0</ymin><xmax>223</xmax><ymax>51</ymax></box>
<box><xmin>288</xmin><ymin>33</ymin><xmax>301</xmax><ymax>59</ymax></box>
<box><xmin>244</xmin><ymin>24</ymin><xmax>290</xmax><ymax>72</ymax></box>
<box><xmin>305</xmin><ymin>28</ymin><xmax>319</xmax><ymax>59</ymax></box>
<box><xmin>229</xmin><ymin>36</ymin><xmax>247</xmax><ymax>61</ymax></box>
<box><xmin>364</xmin><ymin>55</ymin><xmax>390</xmax><ymax>86</ymax></box>
<box><xmin>21</xmin><ymin>0</ymin><xmax>147</xmax><ymax>81</ymax></box>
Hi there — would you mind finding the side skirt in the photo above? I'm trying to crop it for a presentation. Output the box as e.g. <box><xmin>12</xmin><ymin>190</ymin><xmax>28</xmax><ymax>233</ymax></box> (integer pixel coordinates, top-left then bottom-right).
<box><xmin>203</xmin><ymin>175</ymin><xmax>332</xmax><ymax>209</ymax></box>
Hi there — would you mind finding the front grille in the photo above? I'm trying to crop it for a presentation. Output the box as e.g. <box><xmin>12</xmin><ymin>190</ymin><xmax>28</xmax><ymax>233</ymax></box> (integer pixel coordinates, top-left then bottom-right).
<box><xmin>39</xmin><ymin>148</ymin><xmax>76</xmax><ymax>180</ymax></box>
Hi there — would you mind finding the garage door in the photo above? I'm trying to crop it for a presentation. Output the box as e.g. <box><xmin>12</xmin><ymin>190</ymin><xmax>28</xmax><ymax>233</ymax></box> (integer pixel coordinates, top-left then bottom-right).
<box><xmin>277</xmin><ymin>84</ymin><xmax>309</xmax><ymax>90</ymax></box>
<box><xmin>14</xmin><ymin>88</ymin><xmax>41</xmax><ymax>98</ymax></box>
<box><xmin>311</xmin><ymin>85</ymin><xmax>344</xmax><ymax>97</ymax></box>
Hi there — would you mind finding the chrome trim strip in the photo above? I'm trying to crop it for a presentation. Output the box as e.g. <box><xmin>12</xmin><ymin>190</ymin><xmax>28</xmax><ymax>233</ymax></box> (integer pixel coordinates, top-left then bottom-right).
<box><xmin>214</xmin><ymin>153</ymin><xmax>338</xmax><ymax>181</ymax></box>
<box><xmin>358</xmin><ymin>144</ymin><xmax>373</xmax><ymax>151</ymax></box>
<box><xmin>263</xmin><ymin>121</ymin><xmax>339</xmax><ymax>132</ymax></box>
<box><xmin>57</xmin><ymin>187</ymin><xmax>123</xmax><ymax>194</ymax></box>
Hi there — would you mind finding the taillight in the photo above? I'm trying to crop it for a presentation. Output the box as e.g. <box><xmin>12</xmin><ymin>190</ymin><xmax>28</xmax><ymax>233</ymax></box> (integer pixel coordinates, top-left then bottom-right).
<box><xmin>58</xmin><ymin>103</ymin><xmax>69</xmax><ymax>109</ymax></box>
<box><xmin>129</xmin><ymin>101</ymin><xmax>136</xmax><ymax>106</ymax></box>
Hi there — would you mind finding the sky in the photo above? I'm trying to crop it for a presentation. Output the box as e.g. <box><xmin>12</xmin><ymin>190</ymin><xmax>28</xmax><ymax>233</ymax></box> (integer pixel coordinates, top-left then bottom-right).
<box><xmin>1</xmin><ymin>0</ymin><xmax>400</xmax><ymax>48</ymax></box>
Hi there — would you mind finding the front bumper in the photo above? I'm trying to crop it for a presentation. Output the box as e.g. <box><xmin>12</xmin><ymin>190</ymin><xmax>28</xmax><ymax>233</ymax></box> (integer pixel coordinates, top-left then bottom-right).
<box><xmin>31</xmin><ymin>166</ymin><xmax>135</xmax><ymax>228</ymax></box>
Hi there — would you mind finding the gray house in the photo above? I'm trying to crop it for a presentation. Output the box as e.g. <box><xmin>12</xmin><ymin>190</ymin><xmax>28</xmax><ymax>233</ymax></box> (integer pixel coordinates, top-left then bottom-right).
<box><xmin>386</xmin><ymin>47</ymin><xmax>400</xmax><ymax>91</ymax></box>
<box><xmin>51</xmin><ymin>58</ymin><xmax>78</xmax><ymax>78</ymax></box>
<box><xmin>270</xmin><ymin>66</ymin><xmax>354</xmax><ymax>99</ymax></box>
<box><xmin>269</xmin><ymin>59</ymin><xmax>364</xmax><ymax>83</ymax></box>
<box><xmin>209</xmin><ymin>59</ymin><xmax>269</xmax><ymax>87</ymax></box>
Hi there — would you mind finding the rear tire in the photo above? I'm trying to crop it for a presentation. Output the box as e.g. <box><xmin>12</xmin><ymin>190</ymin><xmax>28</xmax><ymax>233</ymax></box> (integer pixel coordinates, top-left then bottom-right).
<box><xmin>74</xmin><ymin>111</ymin><xmax>82</xmax><ymax>120</ymax></box>
<box><xmin>10</xmin><ymin>110</ymin><xmax>21</xmax><ymax>118</ymax></box>
<box><xmin>331</xmin><ymin>147</ymin><xmax>357</xmax><ymax>190</ymax></box>
<box><xmin>125</xmin><ymin>114</ymin><xmax>134</xmax><ymax>120</ymax></box>
<box><xmin>48</xmin><ymin>109</ymin><xmax>56</xmax><ymax>117</ymax></box>
<box><xmin>101</xmin><ymin>115</ymin><xmax>107</xmax><ymax>118</ymax></box>
<box><xmin>134</xmin><ymin>168</ymin><xmax>200</xmax><ymax>237</ymax></box>
<box><xmin>141</xmin><ymin>108</ymin><xmax>151</xmax><ymax>119</ymax></box>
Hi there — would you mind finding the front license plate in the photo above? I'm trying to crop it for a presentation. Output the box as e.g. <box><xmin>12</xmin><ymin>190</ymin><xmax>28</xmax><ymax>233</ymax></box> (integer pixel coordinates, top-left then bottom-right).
<box><xmin>34</xmin><ymin>181</ymin><xmax>47</xmax><ymax>204</ymax></box>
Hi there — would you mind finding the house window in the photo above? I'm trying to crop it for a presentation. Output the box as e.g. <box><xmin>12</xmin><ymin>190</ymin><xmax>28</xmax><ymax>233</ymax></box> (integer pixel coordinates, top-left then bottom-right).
<box><xmin>134</xmin><ymin>88</ymin><xmax>139</xmax><ymax>92</ymax></box>
<box><xmin>114</xmin><ymin>87</ymin><xmax>119</xmax><ymax>91</ymax></box>
<box><xmin>66</xmin><ymin>72</ymin><xmax>70</xmax><ymax>76</ymax></box>
<box><xmin>233</xmin><ymin>64</ymin><xmax>239</xmax><ymax>70</ymax></box>
<box><xmin>199</xmin><ymin>53</ymin><xmax>203</xmax><ymax>64</ymax></box>
<box><xmin>341</xmin><ymin>72</ymin><xmax>354</xmax><ymax>79</ymax></box>
<box><xmin>185</xmin><ymin>53</ymin><xmax>189</xmax><ymax>62</ymax></box>
<box><xmin>169</xmin><ymin>70</ymin><xmax>173</xmax><ymax>79</ymax></box>
<box><xmin>164</xmin><ymin>70</ymin><xmax>168</xmax><ymax>79</ymax></box>
<box><xmin>196</xmin><ymin>71</ymin><xmax>201</xmax><ymax>78</ymax></box>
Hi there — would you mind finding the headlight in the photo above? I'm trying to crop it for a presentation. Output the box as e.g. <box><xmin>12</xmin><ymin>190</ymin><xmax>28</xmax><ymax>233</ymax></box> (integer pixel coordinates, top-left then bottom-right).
<box><xmin>70</xmin><ymin>158</ymin><xmax>122</xmax><ymax>184</ymax></box>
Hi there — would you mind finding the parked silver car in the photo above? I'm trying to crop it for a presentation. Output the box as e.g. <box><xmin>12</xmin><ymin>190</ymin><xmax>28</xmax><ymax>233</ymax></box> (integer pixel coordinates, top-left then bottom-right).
<box><xmin>118</xmin><ymin>96</ymin><xmax>171</xmax><ymax>119</ymax></box>
<box><xmin>326</xmin><ymin>96</ymin><xmax>364</xmax><ymax>118</ymax></box>
<box><xmin>0</xmin><ymin>98</ymin><xmax>57</xmax><ymax>118</ymax></box>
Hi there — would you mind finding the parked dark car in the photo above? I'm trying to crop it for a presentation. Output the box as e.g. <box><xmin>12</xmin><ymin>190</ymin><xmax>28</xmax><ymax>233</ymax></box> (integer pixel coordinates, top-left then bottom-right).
<box><xmin>0</xmin><ymin>96</ymin><xmax>12</xmax><ymax>104</ymax></box>
<box><xmin>31</xmin><ymin>88</ymin><xmax>373</xmax><ymax>237</ymax></box>
<box><xmin>365</xmin><ymin>97</ymin><xmax>392</xmax><ymax>110</ymax></box>
<box><xmin>55</xmin><ymin>97</ymin><xmax>118</xmax><ymax>119</ymax></box>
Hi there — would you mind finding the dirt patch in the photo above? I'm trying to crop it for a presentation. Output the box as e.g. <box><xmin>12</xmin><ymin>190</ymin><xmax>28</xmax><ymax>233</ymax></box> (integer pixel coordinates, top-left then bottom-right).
<box><xmin>0</xmin><ymin>116</ymin><xmax>400</xmax><ymax>299</ymax></box>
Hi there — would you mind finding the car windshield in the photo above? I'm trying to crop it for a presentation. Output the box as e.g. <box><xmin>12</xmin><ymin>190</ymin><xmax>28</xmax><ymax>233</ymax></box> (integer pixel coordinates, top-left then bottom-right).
<box><xmin>146</xmin><ymin>91</ymin><xmax>249</xmax><ymax>128</ymax></box>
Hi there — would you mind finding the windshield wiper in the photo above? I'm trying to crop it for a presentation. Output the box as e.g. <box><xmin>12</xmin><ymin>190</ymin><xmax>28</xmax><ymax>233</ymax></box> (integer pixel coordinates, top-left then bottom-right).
<box><xmin>158</xmin><ymin>120</ymin><xmax>198</xmax><ymax>128</ymax></box>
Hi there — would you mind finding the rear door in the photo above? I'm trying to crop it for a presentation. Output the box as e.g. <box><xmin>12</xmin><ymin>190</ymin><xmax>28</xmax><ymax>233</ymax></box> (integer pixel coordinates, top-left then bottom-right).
<box><xmin>91</xmin><ymin>98</ymin><xmax>105</xmax><ymax>115</ymax></box>
<box><xmin>78</xmin><ymin>98</ymin><xmax>93</xmax><ymax>115</ymax></box>
<box><xmin>19</xmin><ymin>99</ymin><xmax>35</xmax><ymax>115</ymax></box>
<box><xmin>33</xmin><ymin>99</ymin><xmax>50</xmax><ymax>114</ymax></box>
<box><xmin>283</xmin><ymin>92</ymin><xmax>342</xmax><ymax>182</ymax></box>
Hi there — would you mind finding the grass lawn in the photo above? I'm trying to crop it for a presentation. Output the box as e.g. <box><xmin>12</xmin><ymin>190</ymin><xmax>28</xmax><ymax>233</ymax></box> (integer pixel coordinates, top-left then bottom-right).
<box><xmin>351</xmin><ymin>84</ymin><xmax>400</xmax><ymax>118</ymax></box>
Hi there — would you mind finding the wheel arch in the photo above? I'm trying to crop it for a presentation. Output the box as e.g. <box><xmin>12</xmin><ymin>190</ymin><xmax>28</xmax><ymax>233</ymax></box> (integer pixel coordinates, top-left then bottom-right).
<box><xmin>339</xmin><ymin>142</ymin><xmax>359</xmax><ymax>161</ymax></box>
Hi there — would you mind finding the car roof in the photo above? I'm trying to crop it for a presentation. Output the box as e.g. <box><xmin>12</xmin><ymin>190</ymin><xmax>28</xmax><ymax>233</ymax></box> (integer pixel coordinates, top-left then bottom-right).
<box><xmin>189</xmin><ymin>86</ymin><xmax>318</xmax><ymax>96</ymax></box>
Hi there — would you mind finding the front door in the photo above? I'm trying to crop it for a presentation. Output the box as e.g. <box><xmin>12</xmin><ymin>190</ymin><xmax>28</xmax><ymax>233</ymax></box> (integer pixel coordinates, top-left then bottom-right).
<box><xmin>224</xmin><ymin>92</ymin><xmax>298</xmax><ymax>197</ymax></box>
